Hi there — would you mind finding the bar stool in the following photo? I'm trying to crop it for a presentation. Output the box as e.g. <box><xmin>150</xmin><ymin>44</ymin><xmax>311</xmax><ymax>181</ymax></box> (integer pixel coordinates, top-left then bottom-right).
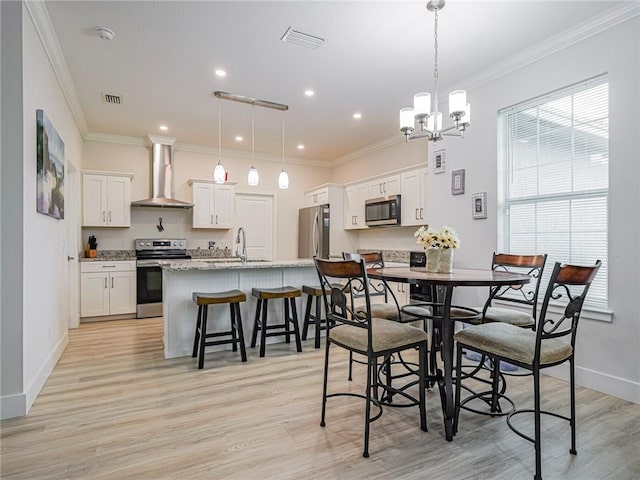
<box><xmin>250</xmin><ymin>286</ymin><xmax>302</xmax><ymax>357</ymax></box>
<box><xmin>301</xmin><ymin>285</ymin><xmax>327</xmax><ymax>349</ymax></box>
<box><xmin>192</xmin><ymin>289</ymin><xmax>247</xmax><ymax>369</ymax></box>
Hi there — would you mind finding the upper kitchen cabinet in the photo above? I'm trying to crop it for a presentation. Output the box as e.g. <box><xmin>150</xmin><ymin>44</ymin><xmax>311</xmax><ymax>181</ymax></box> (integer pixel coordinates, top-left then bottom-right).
<box><xmin>368</xmin><ymin>174</ymin><xmax>401</xmax><ymax>197</ymax></box>
<box><xmin>82</xmin><ymin>172</ymin><xmax>133</xmax><ymax>227</ymax></box>
<box><xmin>344</xmin><ymin>182</ymin><xmax>369</xmax><ymax>230</ymax></box>
<box><xmin>305</xmin><ymin>186</ymin><xmax>330</xmax><ymax>206</ymax></box>
<box><xmin>401</xmin><ymin>167</ymin><xmax>428</xmax><ymax>226</ymax></box>
<box><xmin>190</xmin><ymin>180</ymin><xmax>235</xmax><ymax>229</ymax></box>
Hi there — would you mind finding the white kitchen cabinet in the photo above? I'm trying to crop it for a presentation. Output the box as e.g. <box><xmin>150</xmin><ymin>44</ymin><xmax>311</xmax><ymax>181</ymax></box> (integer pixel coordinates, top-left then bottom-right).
<box><xmin>401</xmin><ymin>168</ymin><xmax>428</xmax><ymax>226</ymax></box>
<box><xmin>368</xmin><ymin>174</ymin><xmax>401</xmax><ymax>197</ymax></box>
<box><xmin>81</xmin><ymin>261</ymin><xmax>136</xmax><ymax>318</ymax></box>
<box><xmin>343</xmin><ymin>183</ymin><xmax>369</xmax><ymax>230</ymax></box>
<box><xmin>82</xmin><ymin>172</ymin><xmax>132</xmax><ymax>227</ymax></box>
<box><xmin>190</xmin><ymin>180</ymin><xmax>235</xmax><ymax>229</ymax></box>
<box><xmin>387</xmin><ymin>280</ymin><xmax>410</xmax><ymax>307</ymax></box>
<box><xmin>305</xmin><ymin>186</ymin><xmax>330</xmax><ymax>206</ymax></box>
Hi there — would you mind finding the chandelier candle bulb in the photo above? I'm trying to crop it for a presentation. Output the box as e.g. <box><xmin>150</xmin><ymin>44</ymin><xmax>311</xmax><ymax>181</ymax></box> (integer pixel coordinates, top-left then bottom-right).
<box><xmin>449</xmin><ymin>90</ymin><xmax>467</xmax><ymax>116</ymax></box>
<box><xmin>427</xmin><ymin>112</ymin><xmax>442</xmax><ymax>133</ymax></box>
<box><xmin>400</xmin><ymin>108</ymin><xmax>415</xmax><ymax>131</ymax></box>
<box><xmin>414</xmin><ymin>92</ymin><xmax>431</xmax><ymax>116</ymax></box>
<box><xmin>463</xmin><ymin>103</ymin><xmax>471</xmax><ymax>124</ymax></box>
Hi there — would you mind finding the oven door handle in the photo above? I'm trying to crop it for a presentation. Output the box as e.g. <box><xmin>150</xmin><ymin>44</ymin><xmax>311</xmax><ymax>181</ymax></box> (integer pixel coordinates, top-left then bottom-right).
<box><xmin>136</xmin><ymin>260</ymin><xmax>164</xmax><ymax>267</ymax></box>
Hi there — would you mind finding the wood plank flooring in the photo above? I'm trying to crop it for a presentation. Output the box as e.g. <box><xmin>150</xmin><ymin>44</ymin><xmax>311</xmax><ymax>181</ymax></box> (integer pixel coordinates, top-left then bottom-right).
<box><xmin>1</xmin><ymin>318</ymin><xmax>639</xmax><ymax>480</ymax></box>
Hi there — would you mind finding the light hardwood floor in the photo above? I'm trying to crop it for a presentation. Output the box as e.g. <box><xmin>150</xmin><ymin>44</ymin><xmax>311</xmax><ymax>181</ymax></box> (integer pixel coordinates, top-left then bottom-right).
<box><xmin>1</xmin><ymin>318</ymin><xmax>639</xmax><ymax>480</ymax></box>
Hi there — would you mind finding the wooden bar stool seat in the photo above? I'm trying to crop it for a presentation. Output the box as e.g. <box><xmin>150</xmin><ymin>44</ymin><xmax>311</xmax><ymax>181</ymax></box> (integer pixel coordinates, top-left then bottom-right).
<box><xmin>250</xmin><ymin>286</ymin><xmax>302</xmax><ymax>357</ymax></box>
<box><xmin>192</xmin><ymin>289</ymin><xmax>247</xmax><ymax>369</ymax></box>
<box><xmin>301</xmin><ymin>284</ymin><xmax>334</xmax><ymax>349</ymax></box>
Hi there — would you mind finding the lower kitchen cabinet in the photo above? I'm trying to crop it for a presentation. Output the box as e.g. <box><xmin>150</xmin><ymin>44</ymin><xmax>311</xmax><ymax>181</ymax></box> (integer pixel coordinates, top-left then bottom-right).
<box><xmin>81</xmin><ymin>261</ymin><xmax>136</xmax><ymax>318</ymax></box>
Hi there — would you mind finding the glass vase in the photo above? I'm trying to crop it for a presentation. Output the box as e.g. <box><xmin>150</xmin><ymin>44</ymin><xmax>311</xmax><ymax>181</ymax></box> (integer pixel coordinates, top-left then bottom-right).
<box><xmin>425</xmin><ymin>248</ymin><xmax>453</xmax><ymax>273</ymax></box>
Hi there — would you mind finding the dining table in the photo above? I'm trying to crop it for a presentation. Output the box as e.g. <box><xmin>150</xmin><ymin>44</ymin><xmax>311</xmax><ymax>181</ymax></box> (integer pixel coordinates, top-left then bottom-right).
<box><xmin>367</xmin><ymin>266</ymin><xmax>531</xmax><ymax>441</ymax></box>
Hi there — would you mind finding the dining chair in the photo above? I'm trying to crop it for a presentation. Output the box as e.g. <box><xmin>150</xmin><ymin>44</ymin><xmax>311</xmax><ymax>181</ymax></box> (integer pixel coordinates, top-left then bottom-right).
<box><xmin>314</xmin><ymin>257</ymin><xmax>428</xmax><ymax>458</ymax></box>
<box><xmin>456</xmin><ymin>253</ymin><xmax>547</xmax><ymax>415</ymax></box>
<box><xmin>454</xmin><ymin>260</ymin><xmax>601</xmax><ymax>480</ymax></box>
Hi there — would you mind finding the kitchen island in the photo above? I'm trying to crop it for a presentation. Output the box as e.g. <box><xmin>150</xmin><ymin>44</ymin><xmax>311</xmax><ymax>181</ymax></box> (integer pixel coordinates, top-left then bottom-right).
<box><xmin>161</xmin><ymin>259</ymin><xmax>317</xmax><ymax>359</ymax></box>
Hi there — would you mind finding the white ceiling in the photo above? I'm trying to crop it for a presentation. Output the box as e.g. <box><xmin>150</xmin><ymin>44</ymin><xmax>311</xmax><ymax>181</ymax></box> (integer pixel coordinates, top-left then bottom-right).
<box><xmin>44</xmin><ymin>1</ymin><xmax>629</xmax><ymax>163</ymax></box>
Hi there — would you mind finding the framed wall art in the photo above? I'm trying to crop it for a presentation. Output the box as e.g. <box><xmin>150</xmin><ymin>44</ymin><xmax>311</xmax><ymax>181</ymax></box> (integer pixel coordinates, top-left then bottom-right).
<box><xmin>451</xmin><ymin>169</ymin><xmax>465</xmax><ymax>195</ymax></box>
<box><xmin>471</xmin><ymin>192</ymin><xmax>487</xmax><ymax>219</ymax></box>
<box><xmin>36</xmin><ymin>109</ymin><xmax>65</xmax><ymax>219</ymax></box>
<box><xmin>433</xmin><ymin>149</ymin><xmax>446</xmax><ymax>174</ymax></box>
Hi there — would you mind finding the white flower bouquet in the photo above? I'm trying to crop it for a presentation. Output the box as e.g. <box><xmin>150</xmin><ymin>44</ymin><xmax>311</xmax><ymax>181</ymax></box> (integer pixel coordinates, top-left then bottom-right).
<box><xmin>414</xmin><ymin>225</ymin><xmax>460</xmax><ymax>250</ymax></box>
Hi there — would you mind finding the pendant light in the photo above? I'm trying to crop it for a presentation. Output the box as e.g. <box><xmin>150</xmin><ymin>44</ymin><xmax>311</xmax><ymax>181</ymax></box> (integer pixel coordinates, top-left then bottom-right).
<box><xmin>278</xmin><ymin>112</ymin><xmax>289</xmax><ymax>189</ymax></box>
<box><xmin>213</xmin><ymin>97</ymin><xmax>226</xmax><ymax>183</ymax></box>
<box><xmin>247</xmin><ymin>104</ymin><xmax>259</xmax><ymax>186</ymax></box>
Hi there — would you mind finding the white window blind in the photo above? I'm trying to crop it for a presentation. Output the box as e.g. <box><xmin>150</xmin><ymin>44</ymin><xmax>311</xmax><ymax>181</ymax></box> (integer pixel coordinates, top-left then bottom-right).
<box><xmin>498</xmin><ymin>75</ymin><xmax>608</xmax><ymax>309</ymax></box>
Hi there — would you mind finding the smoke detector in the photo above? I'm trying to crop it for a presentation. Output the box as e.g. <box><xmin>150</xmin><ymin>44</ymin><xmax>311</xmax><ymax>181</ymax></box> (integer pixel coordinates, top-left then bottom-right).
<box><xmin>95</xmin><ymin>27</ymin><xmax>115</xmax><ymax>41</ymax></box>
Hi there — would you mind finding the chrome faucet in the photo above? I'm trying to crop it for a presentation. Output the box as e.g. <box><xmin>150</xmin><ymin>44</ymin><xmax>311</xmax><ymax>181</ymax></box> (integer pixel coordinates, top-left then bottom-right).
<box><xmin>235</xmin><ymin>227</ymin><xmax>247</xmax><ymax>264</ymax></box>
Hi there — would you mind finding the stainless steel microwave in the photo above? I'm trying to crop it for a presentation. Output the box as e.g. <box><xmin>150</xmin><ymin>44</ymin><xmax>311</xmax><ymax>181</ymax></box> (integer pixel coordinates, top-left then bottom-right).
<box><xmin>365</xmin><ymin>195</ymin><xmax>401</xmax><ymax>226</ymax></box>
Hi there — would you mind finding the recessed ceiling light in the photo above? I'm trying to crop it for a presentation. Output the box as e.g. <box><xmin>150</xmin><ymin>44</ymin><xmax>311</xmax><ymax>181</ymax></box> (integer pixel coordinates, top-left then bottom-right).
<box><xmin>95</xmin><ymin>26</ymin><xmax>115</xmax><ymax>41</ymax></box>
<box><xmin>215</xmin><ymin>69</ymin><xmax>227</xmax><ymax>77</ymax></box>
<box><xmin>159</xmin><ymin>125</ymin><xmax>168</xmax><ymax>131</ymax></box>
<box><xmin>353</xmin><ymin>113</ymin><xmax>362</xmax><ymax>119</ymax></box>
<box><xmin>235</xmin><ymin>135</ymin><xmax>243</xmax><ymax>142</ymax></box>
<box><xmin>297</xmin><ymin>144</ymin><xmax>305</xmax><ymax>150</ymax></box>
<box><xmin>304</xmin><ymin>89</ymin><xmax>315</xmax><ymax>97</ymax></box>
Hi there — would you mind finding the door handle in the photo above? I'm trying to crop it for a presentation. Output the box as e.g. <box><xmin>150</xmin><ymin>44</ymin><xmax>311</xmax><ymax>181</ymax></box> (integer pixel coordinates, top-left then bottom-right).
<box><xmin>420</xmin><ymin>207</ymin><xmax>424</xmax><ymax>219</ymax></box>
<box><xmin>102</xmin><ymin>211</ymin><xmax>106</xmax><ymax>222</ymax></box>
<box><xmin>104</xmin><ymin>277</ymin><xmax>108</xmax><ymax>289</ymax></box>
<box><xmin>108</xmin><ymin>211</ymin><xmax>112</xmax><ymax>222</ymax></box>
<box><xmin>67</xmin><ymin>256</ymin><xmax>75</xmax><ymax>261</ymax></box>
<box><xmin>415</xmin><ymin>208</ymin><xmax>419</xmax><ymax>220</ymax></box>
<box><xmin>210</xmin><ymin>214</ymin><xmax>214</xmax><ymax>224</ymax></box>
<box><xmin>111</xmin><ymin>277</ymin><xmax>114</xmax><ymax>288</ymax></box>
<box><xmin>215</xmin><ymin>214</ymin><xmax>218</xmax><ymax>225</ymax></box>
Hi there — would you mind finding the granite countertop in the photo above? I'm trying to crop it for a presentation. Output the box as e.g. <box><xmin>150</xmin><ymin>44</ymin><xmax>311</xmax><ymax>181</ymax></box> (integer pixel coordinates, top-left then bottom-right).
<box><xmin>79</xmin><ymin>250</ymin><xmax>136</xmax><ymax>262</ymax></box>
<box><xmin>161</xmin><ymin>258</ymin><xmax>315</xmax><ymax>272</ymax></box>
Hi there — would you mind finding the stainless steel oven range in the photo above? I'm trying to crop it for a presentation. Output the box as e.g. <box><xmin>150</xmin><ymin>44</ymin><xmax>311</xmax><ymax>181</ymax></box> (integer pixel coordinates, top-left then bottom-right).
<box><xmin>135</xmin><ymin>238</ymin><xmax>190</xmax><ymax>318</ymax></box>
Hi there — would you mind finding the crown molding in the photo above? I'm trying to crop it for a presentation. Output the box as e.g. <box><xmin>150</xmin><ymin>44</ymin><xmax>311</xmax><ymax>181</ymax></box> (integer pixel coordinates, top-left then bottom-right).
<box><xmin>84</xmin><ymin>132</ymin><xmax>148</xmax><ymax>147</ymax></box>
<box><xmin>454</xmin><ymin>3</ymin><xmax>640</xmax><ymax>93</ymax></box>
<box><xmin>24</xmin><ymin>1</ymin><xmax>89</xmax><ymax>137</ymax></box>
<box><xmin>330</xmin><ymin>134</ymin><xmax>403</xmax><ymax>167</ymax></box>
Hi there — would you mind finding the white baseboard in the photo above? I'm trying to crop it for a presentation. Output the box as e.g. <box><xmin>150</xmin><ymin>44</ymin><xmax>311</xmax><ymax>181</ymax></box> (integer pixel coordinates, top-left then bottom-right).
<box><xmin>24</xmin><ymin>332</ymin><xmax>69</xmax><ymax>413</ymax></box>
<box><xmin>544</xmin><ymin>364</ymin><xmax>640</xmax><ymax>404</ymax></box>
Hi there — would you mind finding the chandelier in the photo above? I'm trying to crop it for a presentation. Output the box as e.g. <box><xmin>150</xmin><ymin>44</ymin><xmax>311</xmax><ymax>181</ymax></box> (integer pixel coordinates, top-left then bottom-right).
<box><xmin>400</xmin><ymin>0</ymin><xmax>470</xmax><ymax>143</ymax></box>
<box><xmin>213</xmin><ymin>91</ymin><xmax>288</xmax><ymax>187</ymax></box>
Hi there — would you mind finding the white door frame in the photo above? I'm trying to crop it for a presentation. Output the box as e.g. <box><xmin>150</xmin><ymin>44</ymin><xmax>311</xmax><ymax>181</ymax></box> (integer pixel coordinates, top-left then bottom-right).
<box><xmin>66</xmin><ymin>166</ymin><xmax>80</xmax><ymax>328</ymax></box>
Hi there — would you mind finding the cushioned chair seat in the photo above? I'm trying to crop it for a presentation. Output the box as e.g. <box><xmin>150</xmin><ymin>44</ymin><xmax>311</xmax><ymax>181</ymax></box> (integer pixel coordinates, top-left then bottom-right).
<box><xmin>330</xmin><ymin>318</ymin><xmax>428</xmax><ymax>354</ymax></box>
<box><xmin>482</xmin><ymin>306</ymin><xmax>535</xmax><ymax>327</ymax></box>
<box><xmin>455</xmin><ymin>322</ymin><xmax>572</xmax><ymax>366</ymax></box>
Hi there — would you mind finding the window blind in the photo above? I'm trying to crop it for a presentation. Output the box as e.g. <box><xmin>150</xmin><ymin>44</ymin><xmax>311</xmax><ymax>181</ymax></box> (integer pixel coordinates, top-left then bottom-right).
<box><xmin>498</xmin><ymin>75</ymin><xmax>608</xmax><ymax>309</ymax></box>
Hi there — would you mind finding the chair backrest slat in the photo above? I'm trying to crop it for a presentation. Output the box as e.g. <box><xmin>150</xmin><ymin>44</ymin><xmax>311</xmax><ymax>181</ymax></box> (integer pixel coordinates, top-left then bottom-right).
<box><xmin>534</xmin><ymin>260</ymin><xmax>601</xmax><ymax>363</ymax></box>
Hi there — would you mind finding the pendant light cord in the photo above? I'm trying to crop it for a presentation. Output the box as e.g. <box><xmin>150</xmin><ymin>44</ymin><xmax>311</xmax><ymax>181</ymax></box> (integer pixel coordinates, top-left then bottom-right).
<box><xmin>281</xmin><ymin>112</ymin><xmax>285</xmax><ymax>169</ymax></box>
<box><xmin>218</xmin><ymin>98</ymin><xmax>222</xmax><ymax>163</ymax></box>
<box><xmin>433</xmin><ymin>7</ymin><xmax>439</xmax><ymax>115</ymax></box>
<box><xmin>251</xmin><ymin>104</ymin><xmax>255</xmax><ymax>166</ymax></box>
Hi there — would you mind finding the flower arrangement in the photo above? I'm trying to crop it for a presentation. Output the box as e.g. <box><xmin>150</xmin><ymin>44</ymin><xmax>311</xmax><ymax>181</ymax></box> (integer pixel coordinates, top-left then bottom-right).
<box><xmin>414</xmin><ymin>225</ymin><xmax>460</xmax><ymax>250</ymax></box>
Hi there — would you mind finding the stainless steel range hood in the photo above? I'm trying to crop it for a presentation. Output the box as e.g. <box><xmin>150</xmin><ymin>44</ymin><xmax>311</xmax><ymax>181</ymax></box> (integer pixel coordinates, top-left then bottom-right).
<box><xmin>131</xmin><ymin>136</ymin><xmax>194</xmax><ymax>208</ymax></box>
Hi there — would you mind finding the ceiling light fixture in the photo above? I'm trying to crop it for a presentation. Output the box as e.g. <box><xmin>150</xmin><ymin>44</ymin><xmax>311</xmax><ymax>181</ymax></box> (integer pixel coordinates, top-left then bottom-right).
<box><xmin>159</xmin><ymin>125</ymin><xmax>168</xmax><ymax>131</ymax></box>
<box><xmin>235</xmin><ymin>135</ymin><xmax>243</xmax><ymax>142</ymax></box>
<box><xmin>353</xmin><ymin>113</ymin><xmax>362</xmax><ymax>119</ymax></box>
<box><xmin>212</xmin><ymin>91</ymin><xmax>288</xmax><ymax>188</ymax></box>
<box><xmin>278</xmin><ymin>112</ymin><xmax>289</xmax><ymax>189</ymax></box>
<box><xmin>215</xmin><ymin>69</ymin><xmax>227</xmax><ymax>77</ymax></box>
<box><xmin>213</xmin><ymin>98</ymin><xmax>226</xmax><ymax>184</ymax></box>
<box><xmin>399</xmin><ymin>0</ymin><xmax>470</xmax><ymax>143</ymax></box>
<box><xmin>297</xmin><ymin>144</ymin><xmax>305</xmax><ymax>150</ymax></box>
<box><xmin>304</xmin><ymin>89</ymin><xmax>315</xmax><ymax>97</ymax></box>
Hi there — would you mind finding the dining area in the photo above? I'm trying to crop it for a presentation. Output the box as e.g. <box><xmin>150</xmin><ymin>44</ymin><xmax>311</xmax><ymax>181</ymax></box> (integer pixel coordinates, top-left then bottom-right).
<box><xmin>313</xmin><ymin>243</ymin><xmax>602</xmax><ymax>480</ymax></box>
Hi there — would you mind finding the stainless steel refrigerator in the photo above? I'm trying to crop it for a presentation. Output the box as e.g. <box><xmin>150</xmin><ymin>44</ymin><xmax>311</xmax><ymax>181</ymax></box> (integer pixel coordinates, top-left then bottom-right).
<box><xmin>298</xmin><ymin>204</ymin><xmax>330</xmax><ymax>259</ymax></box>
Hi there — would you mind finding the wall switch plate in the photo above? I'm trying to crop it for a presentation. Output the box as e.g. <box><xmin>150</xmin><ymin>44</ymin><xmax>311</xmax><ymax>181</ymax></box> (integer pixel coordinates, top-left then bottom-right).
<box><xmin>208</xmin><ymin>241</ymin><xmax>216</xmax><ymax>249</ymax></box>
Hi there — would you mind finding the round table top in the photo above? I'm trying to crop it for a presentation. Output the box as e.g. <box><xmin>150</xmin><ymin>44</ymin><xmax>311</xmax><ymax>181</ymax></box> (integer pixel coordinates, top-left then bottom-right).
<box><xmin>367</xmin><ymin>266</ymin><xmax>531</xmax><ymax>287</ymax></box>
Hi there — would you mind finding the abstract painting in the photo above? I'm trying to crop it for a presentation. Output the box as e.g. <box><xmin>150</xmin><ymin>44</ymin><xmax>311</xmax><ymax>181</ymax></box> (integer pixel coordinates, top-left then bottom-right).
<box><xmin>36</xmin><ymin>109</ymin><xmax>64</xmax><ymax>219</ymax></box>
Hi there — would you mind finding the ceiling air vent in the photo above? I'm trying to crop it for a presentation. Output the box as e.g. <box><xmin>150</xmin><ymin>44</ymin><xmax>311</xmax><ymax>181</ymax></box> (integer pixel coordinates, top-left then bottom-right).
<box><xmin>104</xmin><ymin>94</ymin><xmax>121</xmax><ymax>104</ymax></box>
<box><xmin>281</xmin><ymin>27</ymin><xmax>325</xmax><ymax>49</ymax></box>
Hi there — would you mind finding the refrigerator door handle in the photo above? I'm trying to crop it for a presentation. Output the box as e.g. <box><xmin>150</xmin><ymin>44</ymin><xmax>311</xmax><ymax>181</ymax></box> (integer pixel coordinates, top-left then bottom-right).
<box><xmin>313</xmin><ymin>211</ymin><xmax>319</xmax><ymax>256</ymax></box>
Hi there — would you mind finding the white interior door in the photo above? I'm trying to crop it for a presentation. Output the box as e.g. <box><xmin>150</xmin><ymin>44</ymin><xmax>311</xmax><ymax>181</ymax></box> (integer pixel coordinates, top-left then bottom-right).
<box><xmin>66</xmin><ymin>167</ymin><xmax>80</xmax><ymax>328</ymax></box>
<box><xmin>235</xmin><ymin>193</ymin><xmax>273</xmax><ymax>260</ymax></box>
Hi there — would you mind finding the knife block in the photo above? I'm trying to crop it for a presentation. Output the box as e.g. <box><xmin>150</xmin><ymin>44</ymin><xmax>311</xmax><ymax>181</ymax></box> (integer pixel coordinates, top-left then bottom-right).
<box><xmin>85</xmin><ymin>247</ymin><xmax>97</xmax><ymax>258</ymax></box>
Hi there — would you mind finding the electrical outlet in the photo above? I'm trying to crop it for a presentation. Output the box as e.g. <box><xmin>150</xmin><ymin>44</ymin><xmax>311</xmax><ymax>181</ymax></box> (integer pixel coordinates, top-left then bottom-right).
<box><xmin>208</xmin><ymin>241</ymin><xmax>216</xmax><ymax>249</ymax></box>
